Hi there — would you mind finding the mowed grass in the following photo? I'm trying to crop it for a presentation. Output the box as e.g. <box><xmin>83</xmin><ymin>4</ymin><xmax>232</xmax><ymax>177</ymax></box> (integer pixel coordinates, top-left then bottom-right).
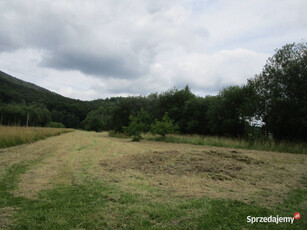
<box><xmin>0</xmin><ymin>131</ymin><xmax>306</xmax><ymax>229</ymax></box>
<box><xmin>141</xmin><ymin>134</ymin><xmax>307</xmax><ymax>154</ymax></box>
<box><xmin>0</xmin><ymin>125</ymin><xmax>73</xmax><ymax>148</ymax></box>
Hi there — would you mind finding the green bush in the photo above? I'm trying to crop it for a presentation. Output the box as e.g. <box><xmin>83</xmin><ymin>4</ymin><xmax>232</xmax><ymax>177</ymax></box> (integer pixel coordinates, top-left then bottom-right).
<box><xmin>123</xmin><ymin>110</ymin><xmax>152</xmax><ymax>141</ymax></box>
<box><xmin>151</xmin><ymin>113</ymin><xmax>178</xmax><ymax>139</ymax></box>
<box><xmin>108</xmin><ymin>131</ymin><xmax>128</xmax><ymax>139</ymax></box>
<box><xmin>123</xmin><ymin>118</ymin><xmax>144</xmax><ymax>141</ymax></box>
<box><xmin>46</xmin><ymin>122</ymin><xmax>65</xmax><ymax>128</ymax></box>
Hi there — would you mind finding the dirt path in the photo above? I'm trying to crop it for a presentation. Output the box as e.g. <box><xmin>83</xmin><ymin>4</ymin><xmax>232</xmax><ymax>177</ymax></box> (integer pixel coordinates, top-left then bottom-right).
<box><xmin>0</xmin><ymin>130</ymin><xmax>306</xmax><ymax>206</ymax></box>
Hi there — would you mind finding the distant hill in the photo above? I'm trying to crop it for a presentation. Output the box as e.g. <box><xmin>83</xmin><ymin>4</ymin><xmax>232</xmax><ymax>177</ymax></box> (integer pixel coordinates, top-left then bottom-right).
<box><xmin>0</xmin><ymin>71</ymin><xmax>53</xmax><ymax>93</ymax></box>
<box><xmin>0</xmin><ymin>70</ymin><xmax>81</xmax><ymax>104</ymax></box>
<box><xmin>0</xmin><ymin>71</ymin><xmax>94</xmax><ymax>127</ymax></box>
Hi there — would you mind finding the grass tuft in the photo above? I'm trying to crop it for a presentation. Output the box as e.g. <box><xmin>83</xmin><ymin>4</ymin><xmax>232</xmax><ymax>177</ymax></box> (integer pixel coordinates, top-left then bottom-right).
<box><xmin>108</xmin><ymin>130</ymin><xmax>129</xmax><ymax>139</ymax></box>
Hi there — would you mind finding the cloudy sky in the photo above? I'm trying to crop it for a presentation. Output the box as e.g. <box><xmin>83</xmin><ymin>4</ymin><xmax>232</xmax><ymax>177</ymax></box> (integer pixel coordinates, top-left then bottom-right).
<box><xmin>0</xmin><ymin>0</ymin><xmax>306</xmax><ymax>100</ymax></box>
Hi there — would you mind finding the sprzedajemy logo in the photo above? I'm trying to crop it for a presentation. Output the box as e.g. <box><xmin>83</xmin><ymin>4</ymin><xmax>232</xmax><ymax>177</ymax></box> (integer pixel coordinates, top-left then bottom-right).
<box><xmin>247</xmin><ymin>212</ymin><xmax>301</xmax><ymax>224</ymax></box>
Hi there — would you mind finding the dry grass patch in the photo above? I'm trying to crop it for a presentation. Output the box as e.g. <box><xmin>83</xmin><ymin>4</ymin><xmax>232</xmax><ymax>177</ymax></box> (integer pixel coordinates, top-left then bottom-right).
<box><xmin>103</xmin><ymin>150</ymin><xmax>262</xmax><ymax>179</ymax></box>
<box><xmin>97</xmin><ymin>145</ymin><xmax>306</xmax><ymax>207</ymax></box>
<box><xmin>11</xmin><ymin>132</ymin><xmax>87</xmax><ymax>199</ymax></box>
<box><xmin>0</xmin><ymin>125</ymin><xmax>72</xmax><ymax>149</ymax></box>
<box><xmin>1</xmin><ymin>130</ymin><xmax>306</xmax><ymax>229</ymax></box>
<box><xmin>0</xmin><ymin>135</ymin><xmax>63</xmax><ymax>179</ymax></box>
<box><xmin>2</xmin><ymin>130</ymin><xmax>306</xmax><ymax>207</ymax></box>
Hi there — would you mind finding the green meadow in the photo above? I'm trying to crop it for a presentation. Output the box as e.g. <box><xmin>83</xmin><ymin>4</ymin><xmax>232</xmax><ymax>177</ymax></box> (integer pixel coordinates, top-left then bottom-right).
<box><xmin>0</xmin><ymin>130</ymin><xmax>306</xmax><ymax>229</ymax></box>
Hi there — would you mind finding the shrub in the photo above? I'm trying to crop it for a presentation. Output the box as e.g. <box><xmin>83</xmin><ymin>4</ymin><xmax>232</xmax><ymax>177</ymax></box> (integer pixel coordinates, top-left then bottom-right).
<box><xmin>108</xmin><ymin>130</ymin><xmax>128</xmax><ymax>138</ymax></box>
<box><xmin>123</xmin><ymin>110</ymin><xmax>152</xmax><ymax>142</ymax></box>
<box><xmin>151</xmin><ymin>113</ymin><xmax>178</xmax><ymax>139</ymax></box>
<box><xmin>46</xmin><ymin>122</ymin><xmax>65</xmax><ymax>128</ymax></box>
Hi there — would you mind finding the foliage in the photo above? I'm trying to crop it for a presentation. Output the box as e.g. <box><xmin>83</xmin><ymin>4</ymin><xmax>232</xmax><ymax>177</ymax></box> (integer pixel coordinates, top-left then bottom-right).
<box><xmin>0</xmin><ymin>104</ymin><xmax>51</xmax><ymax>127</ymax></box>
<box><xmin>151</xmin><ymin>113</ymin><xmax>178</xmax><ymax>139</ymax></box>
<box><xmin>206</xmin><ymin>86</ymin><xmax>254</xmax><ymax>137</ymax></box>
<box><xmin>108</xmin><ymin>130</ymin><xmax>129</xmax><ymax>138</ymax></box>
<box><xmin>157</xmin><ymin>86</ymin><xmax>195</xmax><ymax>131</ymax></box>
<box><xmin>46</xmin><ymin>122</ymin><xmax>65</xmax><ymax>128</ymax></box>
<box><xmin>180</xmin><ymin>97</ymin><xmax>210</xmax><ymax>134</ymax></box>
<box><xmin>249</xmin><ymin>42</ymin><xmax>307</xmax><ymax>140</ymax></box>
<box><xmin>80</xmin><ymin>108</ymin><xmax>104</xmax><ymax>132</ymax></box>
<box><xmin>1</xmin><ymin>42</ymin><xmax>306</xmax><ymax>141</ymax></box>
<box><xmin>0</xmin><ymin>71</ymin><xmax>92</xmax><ymax>128</ymax></box>
<box><xmin>123</xmin><ymin>117</ymin><xmax>143</xmax><ymax>141</ymax></box>
<box><xmin>110</xmin><ymin>96</ymin><xmax>150</xmax><ymax>132</ymax></box>
<box><xmin>123</xmin><ymin>109</ymin><xmax>152</xmax><ymax>141</ymax></box>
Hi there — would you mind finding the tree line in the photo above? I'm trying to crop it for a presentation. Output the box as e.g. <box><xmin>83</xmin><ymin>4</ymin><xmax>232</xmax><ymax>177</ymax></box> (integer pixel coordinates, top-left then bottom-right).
<box><xmin>0</xmin><ymin>42</ymin><xmax>306</xmax><ymax>141</ymax></box>
<box><xmin>82</xmin><ymin>42</ymin><xmax>307</xmax><ymax>141</ymax></box>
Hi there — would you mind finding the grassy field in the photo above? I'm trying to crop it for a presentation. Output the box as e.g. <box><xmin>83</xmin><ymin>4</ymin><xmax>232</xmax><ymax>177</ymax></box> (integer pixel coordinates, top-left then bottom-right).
<box><xmin>0</xmin><ymin>125</ymin><xmax>72</xmax><ymax>148</ymax></box>
<box><xmin>0</xmin><ymin>131</ymin><xmax>306</xmax><ymax>229</ymax></box>
<box><xmin>130</xmin><ymin>133</ymin><xmax>306</xmax><ymax>154</ymax></box>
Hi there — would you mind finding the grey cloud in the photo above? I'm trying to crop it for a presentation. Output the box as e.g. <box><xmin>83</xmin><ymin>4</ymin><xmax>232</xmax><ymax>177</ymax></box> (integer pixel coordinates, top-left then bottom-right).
<box><xmin>0</xmin><ymin>35</ymin><xmax>18</xmax><ymax>52</ymax></box>
<box><xmin>0</xmin><ymin>0</ymin><xmax>306</xmax><ymax>100</ymax></box>
<box><xmin>0</xmin><ymin>1</ymin><xmax>154</xmax><ymax>78</ymax></box>
<box><xmin>42</xmin><ymin>48</ymin><xmax>145</xmax><ymax>78</ymax></box>
<box><xmin>0</xmin><ymin>1</ymin><xmax>69</xmax><ymax>50</ymax></box>
<box><xmin>0</xmin><ymin>0</ymin><xmax>210</xmax><ymax>80</ymax></box>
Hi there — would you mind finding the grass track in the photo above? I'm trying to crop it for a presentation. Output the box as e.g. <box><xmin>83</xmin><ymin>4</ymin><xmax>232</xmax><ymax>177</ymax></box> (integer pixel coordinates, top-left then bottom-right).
<box><xmin>0</xmin><ymin>131</ymin><xmax>306</xmax><ymax>229</ymax></box>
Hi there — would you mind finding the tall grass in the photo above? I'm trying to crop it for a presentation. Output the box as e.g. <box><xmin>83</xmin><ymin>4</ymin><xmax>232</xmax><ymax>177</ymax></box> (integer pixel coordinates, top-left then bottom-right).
<box><xmin>108</xmin><ymin>130</ymin><xmax>129</xmax><ymax>139</ymax></box>
<box><xmin>143</xmin><ymin>134</ymin><xmax>307</xmax><ymax>154</ymax></box>
<box><xmin>0</xmin><ymin>125</ymin><xmax>73</xmax><ymax>148</ymax></box>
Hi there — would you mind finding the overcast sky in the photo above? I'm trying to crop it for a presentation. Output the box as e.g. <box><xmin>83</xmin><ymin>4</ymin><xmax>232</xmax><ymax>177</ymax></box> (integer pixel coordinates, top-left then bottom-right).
<box><xmin>0</xmin><ymin>0</ymin><xmax>306</xmax><ymax>100</ymax></box>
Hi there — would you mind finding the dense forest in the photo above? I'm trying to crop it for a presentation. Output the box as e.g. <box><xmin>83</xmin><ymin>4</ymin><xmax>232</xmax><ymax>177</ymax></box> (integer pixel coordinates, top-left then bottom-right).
<box><xmin>0</xmin><ymin>71</ymin><xmax>95</xmax><ymax>128</ymax></box>
<box><xmin>0</xmin><ymin>43</ymin><xmax>306</xmax><ymax>141</ymax></box>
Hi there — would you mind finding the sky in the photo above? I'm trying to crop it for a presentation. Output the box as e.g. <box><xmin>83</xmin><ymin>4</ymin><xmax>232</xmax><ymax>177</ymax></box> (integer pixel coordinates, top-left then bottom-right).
<box><xmin>0</xmin><ymin>0</ymin><xmax>306</xmax><ymax>100</ymax></box>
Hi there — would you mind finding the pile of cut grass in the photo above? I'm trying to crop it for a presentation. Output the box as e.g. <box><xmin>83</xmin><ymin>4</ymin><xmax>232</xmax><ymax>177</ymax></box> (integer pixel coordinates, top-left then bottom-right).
<box><xmin>0</xmin><ymin>125</ymin><xmax>72</xmax><ymax>148</ymax></box>
<box><xmin>143</xmin><ymin>134</ymin><xmax>307</xmax><ymax>154</ymax></box>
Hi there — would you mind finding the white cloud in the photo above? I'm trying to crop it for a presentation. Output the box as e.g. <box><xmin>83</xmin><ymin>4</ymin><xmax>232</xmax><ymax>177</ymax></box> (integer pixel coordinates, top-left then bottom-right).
<box><xmin>199</xmin><ymin>0</ymin><xmax>307</xmax><ymax>52</ymax></box>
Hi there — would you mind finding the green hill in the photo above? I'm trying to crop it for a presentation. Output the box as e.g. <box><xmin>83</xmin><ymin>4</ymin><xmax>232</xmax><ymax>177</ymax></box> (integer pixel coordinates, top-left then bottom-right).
<box><xmin>0</xmin><ymin>71</ymin><xmax>93</xmax><ymax>127</ymax></box>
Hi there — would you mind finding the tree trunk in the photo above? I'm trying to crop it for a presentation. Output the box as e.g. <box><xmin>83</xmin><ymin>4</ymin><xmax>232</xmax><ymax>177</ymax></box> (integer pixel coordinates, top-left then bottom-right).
<box><xmin>26</xmin><ymin>113</ymin><xmax>29</xmax><ymax>127</ymax></box>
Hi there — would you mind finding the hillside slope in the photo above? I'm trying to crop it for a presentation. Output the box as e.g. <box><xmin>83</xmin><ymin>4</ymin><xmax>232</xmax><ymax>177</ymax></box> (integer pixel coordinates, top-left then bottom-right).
<box><xmin>0</xmin><ymin>71</ymin><xmax>93</xmax><ymax>127</ymax></box>
<box><xmin>0</xmin><ymin>70</ymin><xmax>82</xmax><ymax>105</ymax></box>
